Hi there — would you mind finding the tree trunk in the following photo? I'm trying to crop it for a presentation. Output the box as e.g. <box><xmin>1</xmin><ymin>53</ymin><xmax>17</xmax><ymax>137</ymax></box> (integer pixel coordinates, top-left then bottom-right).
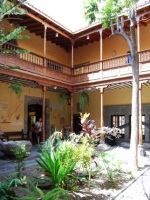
<box><xmin>130</xmin><ymin>9</ymin><xmax>139</xmax><ymax>169</ymax></box>
<box><xmin>110</xmin><ymin>8</ymin><xmax>139</xmax><ymax>169</ymax></box>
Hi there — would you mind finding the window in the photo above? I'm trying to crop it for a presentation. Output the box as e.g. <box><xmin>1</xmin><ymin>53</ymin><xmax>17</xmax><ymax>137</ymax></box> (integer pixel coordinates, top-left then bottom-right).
<box><xmin>111</xmin><ymin>115</ymin><xmax>125</xmax><ymax>136</ymax></box>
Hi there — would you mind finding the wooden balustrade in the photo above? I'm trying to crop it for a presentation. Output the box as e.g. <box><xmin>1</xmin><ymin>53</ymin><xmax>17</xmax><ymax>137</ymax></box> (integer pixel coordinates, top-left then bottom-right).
<box><xmin>102</xmin><ymin>55</ymin><xmax>127</xmax><ymax>70</ymax></box>
<box><xmin>1</xmin><ymin>43</ymin><xmax>71</xmax><ymax>75</ymax></box>
<box><xmin>1</xmin><ymin>43</ymin><xmax>150</xmax><ymax>77</ymax></box>
<box><xmin>73</xmin><ymin>50</ymin><xmax>150</xmax><ymax>75</ymax></box>
<box><xmin>139</xmin><ymin>49</ymin><xmax>150</xmax><ymax>63</ymax></box>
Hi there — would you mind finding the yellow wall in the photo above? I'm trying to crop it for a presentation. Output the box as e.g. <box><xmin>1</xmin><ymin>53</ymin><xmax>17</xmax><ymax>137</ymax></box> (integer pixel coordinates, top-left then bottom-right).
<box><xmin>74</xmin><ymin>35</ymin><xmax>129</xmax><ymax>65</ymax></box>
<box><xmin>74</xmin><ymin>24</ymin><xmax>150</xmax><ymax>65</ymax></box>
<box><xmin>0</xmin><ymin>82</ymin><xmax>70</xmax><ymax>132</ymax></box>
<box><xmin>4</xmin><ymin>20</ymin><xmax>150</xmax><ymax>67</ymax></box>
<box><xmin>140</xmin><ymin>23</ymin><xmax>150</xmax><ymax>50</ymax></box>
<box><xmin>73</xmin><ymin>86</ymin><xmax>150</xmax><ymax>129</ymax></box>
<box><xmin>73</xmin><ymin>91</ymin><xmax>101</xmax><ymax>127</ymax></box>
<box><xmin>46</xmin><ymin>91</ymin><xmax>70</xmax><ymax>131</ymax></box>
<box><xmin>73</xmin><ymin>88</ymin><xmax>132</xmax><ymax>128</ymax></box>
<box><xmin>104</xmin><ymin>88</ymin><xmax>132</xmax><ymax>105</ymax></box>
<box><xmin>17</xmin><ymin>30</ymin><xmax>71</xmax><ymax>66</ymax></box>
<box><xmin>142</xmin><ymin>85</ymin><xmax>150</xmax><ymax>103</ymax></box>
<box><xmin>74</xmin><ymin>41</ymin><xmax>100</xmax><ymax>65</ymax></box>
<box><xmin>1</xmin><ymin>82</ymin><xmax>150</xmax><ymax>133</ymax></box>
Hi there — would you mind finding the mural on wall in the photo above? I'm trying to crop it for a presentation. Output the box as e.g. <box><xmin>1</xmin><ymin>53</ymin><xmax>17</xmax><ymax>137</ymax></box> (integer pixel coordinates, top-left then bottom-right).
<box><xmin>0</xmin><ymin>101</ymin><xmax>10</xmax><ymax>123</ymax></box>
<box><xmin>0</xmin><ymin>100</ymin><xmax>22</xmax><ymax>123</ymax></box>
<box><xmin>0</xmin><ymin>85</ymin><xmax>23</xmax><ymax>126</ymax></box>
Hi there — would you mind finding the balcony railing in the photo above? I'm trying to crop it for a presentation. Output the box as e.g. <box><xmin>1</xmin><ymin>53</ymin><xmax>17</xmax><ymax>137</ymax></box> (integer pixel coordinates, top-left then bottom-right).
<box><xmin>73</xmin><ymin>49</ymin><xmax>150</xmax><ymax>75</ymax></box>
<box><xmin>2</xmin><ymin>43</ymin><xmax>72</xmax><ymax>75</ymax></box>
<box><xmin>1</xmin><ymin>43</ymin><xmax>150</xmax><ymax>78</ymax></box>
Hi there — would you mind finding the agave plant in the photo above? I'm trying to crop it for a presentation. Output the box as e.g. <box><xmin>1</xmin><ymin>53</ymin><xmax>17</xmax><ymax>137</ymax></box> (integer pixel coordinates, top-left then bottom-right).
<box><xmin>37</xmin><ymin>141</ymin><xmax>77</xmax><ymax>188</ymax></box>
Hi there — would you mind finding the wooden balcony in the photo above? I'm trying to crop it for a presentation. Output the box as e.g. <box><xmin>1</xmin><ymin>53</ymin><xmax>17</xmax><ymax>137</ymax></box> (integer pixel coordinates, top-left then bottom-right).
<box><xmin>0</xmin><ymin>43</ymin><xmax>150</xmax><ymax>89</ymax></box>
<box><xmin>0</xmin><ymin>43</ymin><xmax>72</xmax><ymax>89</ymax></box>
<box><xmin>73</xmin><ymin>49</ymin><xmax>150</xmax><ymax>88</ymax></box>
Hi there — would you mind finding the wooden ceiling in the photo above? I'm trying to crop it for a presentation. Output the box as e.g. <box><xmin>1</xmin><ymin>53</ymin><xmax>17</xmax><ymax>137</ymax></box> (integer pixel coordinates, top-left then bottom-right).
<box><xmin>0</xmin><ymin>74</ymin><xmax>40</xmax><ymax>88</ymax></box>
<box><xmin>0</xmin><ymin>74</ymin><xmax>69</xmax><ymax>93</ymax></box>
<box><xmin>9</xmin><ymin>15</ymin><xmax>72</xmax><ymax>51</ymax></box>
<box><xmin>7</xmin><ymin>3</ymin><xmax>150</xmax><ymax>51</ymax></box>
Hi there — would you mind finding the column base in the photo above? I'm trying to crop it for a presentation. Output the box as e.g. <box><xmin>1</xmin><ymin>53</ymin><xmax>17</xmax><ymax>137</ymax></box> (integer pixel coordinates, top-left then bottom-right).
<box><xmin>138</xmin><ymin>144</ymin><xmax>146</xmax><ymax>157</ymax></box>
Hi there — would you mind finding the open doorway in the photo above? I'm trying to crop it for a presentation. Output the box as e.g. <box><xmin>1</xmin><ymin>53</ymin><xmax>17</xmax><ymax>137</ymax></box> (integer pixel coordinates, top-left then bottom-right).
<box><xmin>73</xmin><ymin>113</ymin><xmax>82</xmax><ymax>134</ymax></box>
<box><xmin>28</xmin><ymin>104</ymin><xmax>42</xmax><ymax>143</ymax></box>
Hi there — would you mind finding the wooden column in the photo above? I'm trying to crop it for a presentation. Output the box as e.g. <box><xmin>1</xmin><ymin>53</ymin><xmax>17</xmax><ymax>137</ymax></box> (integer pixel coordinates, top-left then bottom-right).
<box><xmin>100</xmin><ymin>87</ymin><xmax>104</xmax><ymax>127</ymax></box>
<box><xmin>70</xmin><ymin>92</ymin><xmax>73</xmax><ymax>131</ymax></box>
<box><xmin>139</xmin><ymin>82</ymin><xmax>142</xmax><ymax>145</ymax></box>
<box><xmin>71</xmin><ymin>40</ymin><xmax>74</xmax><ymax>69</ymax></box>
<box><xmin>136</xmin><ymin>16</ymin><xmax>140</xmax><ymax>53</ymax></box>
<box><xmin>42</xmin><ymin>85</ymin><xmax>46</xmax><ymax>142</ymax></box>
<box><xmin>43</xmin><ymin>24</ymin><xmax>47</xmax><ymax>68</ymax></box>
<box><xmin>136</xmin><ymin>16</ymin><xmax>141</xmax><ymax>65</ymax></box>
<box><xmin>70</xmin><ymin>41</ymin><xmax>74</xmax><ymax>130</ymax></box>
<box><xmin>99</xmin><ymin>29</ymin><xmax>103</xmax><ymax>70</ymax></box>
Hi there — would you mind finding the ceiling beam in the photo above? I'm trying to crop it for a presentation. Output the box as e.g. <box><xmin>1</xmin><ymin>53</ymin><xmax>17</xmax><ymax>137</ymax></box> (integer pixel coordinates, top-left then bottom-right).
<box><xmin>27</xmin><ymin>12</ymin><xmax>72</xmax><ymax>40</ymax></box>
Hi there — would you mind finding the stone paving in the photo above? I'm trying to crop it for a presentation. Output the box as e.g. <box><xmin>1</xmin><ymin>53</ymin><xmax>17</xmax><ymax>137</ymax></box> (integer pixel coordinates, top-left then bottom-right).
<box><xmin>0</xmin><ymin>146</ymin><xmax>38</xmax><ymax>181</ymax></box>
<box><xmin>114</xmin><ymin>168</ymin><xmax>150</xmax><ymax>200</ymax></box>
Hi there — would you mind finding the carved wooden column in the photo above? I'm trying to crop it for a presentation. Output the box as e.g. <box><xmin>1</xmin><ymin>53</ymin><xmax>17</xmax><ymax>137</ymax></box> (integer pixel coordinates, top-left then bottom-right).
<box><xmin>43</xmin><ymin>24</ymin><xmax>47</xmax><ymax>69</ymax></box>
<box><xmin>42</xmin><ymin>85</ymin><xmax>46</xmax><ymax>142</ymax></box>
<box><xmin>99</xmin><ymin>29</ymin><xmax>103</xmax><ymax>70</ymax></box>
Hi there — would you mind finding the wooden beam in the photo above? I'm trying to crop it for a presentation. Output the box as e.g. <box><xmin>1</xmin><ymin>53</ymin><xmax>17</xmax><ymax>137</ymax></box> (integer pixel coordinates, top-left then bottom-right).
<box><xmin>27</xmin><ymin>12</ymin><xmax>71</xmax><ymax>40</ymax></box>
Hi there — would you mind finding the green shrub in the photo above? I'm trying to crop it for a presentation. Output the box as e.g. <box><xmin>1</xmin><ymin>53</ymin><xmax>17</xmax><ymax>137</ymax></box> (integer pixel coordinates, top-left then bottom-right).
<box><xmin>12</xmin><ymin>145</ymin><xmax>28</xmax><ymax>178</ymax></box>
<box><xmin>37</xmin><ymin>141</ymin><xmax>77</xmax><ymax>188</ymax></box>
<box><xmin>16</xmin><ymin>181</ymin><xmax>71</xmax><ymax>200</ymax></box>
<box><xmin>37</xmin><ymin>136</ymin><xmax>94</xmax><ymax>189</ymax></box>
<box><xmin>0</xmin><ymin>176</ymin><xmax>22</xmax><ymax>200</ymax></box>
<box><xmin>98</xmin><ymin>152</ymin><xmax>132</xmax><ymax>188</ymax></box>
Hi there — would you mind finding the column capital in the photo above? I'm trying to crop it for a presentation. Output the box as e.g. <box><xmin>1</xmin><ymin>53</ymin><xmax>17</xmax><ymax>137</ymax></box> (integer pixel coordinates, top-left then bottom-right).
<box><xmin>71</xmin><ymin>39</ymin><xmax>75</xmax><ymax>45</ymax></box>
<box><xmin>136</xmin><ymin>16</ymin><xmax>140</xmax><ymax>24</ymax></box>
<box><xmin>96</xmin><ymin>86</ymin><xmax>107</xmax><ymax>93</ymax></box>
<box><xmin>43</xmin><ymin>24</ymin><xmax>48</xmax><ymax>30</ymax></box>
<box><xmin>139</xmin><ymin>80</ymin><xmax>148</xmax><ymax>89</ymax></box>
<box><xmin>98</xmin><ymin>28</ymin><xmax>103</xmax><ymax>35</ymax></box>
<box><xmin>43</xmin><ymin>85</ymin><xmax>47</xmax><ymax>92</ymax></box>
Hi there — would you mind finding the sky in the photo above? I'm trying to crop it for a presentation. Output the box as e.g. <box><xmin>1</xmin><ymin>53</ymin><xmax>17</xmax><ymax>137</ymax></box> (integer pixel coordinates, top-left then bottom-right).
<box><xmin>27</xmin><ymin>0</ymin><xmax>88</xmax><ymax>32</ymax></box>
<box><xmin>26</xmin><ymin>0</ymin><xmax>149</xmax><ymax>32</ymax></box>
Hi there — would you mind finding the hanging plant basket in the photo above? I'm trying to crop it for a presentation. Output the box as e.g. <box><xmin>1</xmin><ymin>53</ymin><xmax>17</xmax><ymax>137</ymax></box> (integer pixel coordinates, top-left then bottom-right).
<box><xmin>59</xmin><ymin>92</ymin><xmax>71</xmax><ymax>106</ymax></box>
<box><xmin>78</xmin><ymin>91</ymin><xmax>89</xmax><ymax>112</ymax></box>
<box><xmin>9</xmin><ymin>82</ymin><xmax>23</xmax><ymax>96</ymax></box>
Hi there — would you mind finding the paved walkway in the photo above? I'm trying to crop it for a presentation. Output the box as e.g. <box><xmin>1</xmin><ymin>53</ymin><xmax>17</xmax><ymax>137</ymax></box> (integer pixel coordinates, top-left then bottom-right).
<box><xmin>0</xmin><ymin>146</ymin><xmax>38</xmax><ymax>180</ymax></box>
<box><xmin>114</xmin><ymin>167</ymin><xmax>150</xmax><ymax>200</ymax></box>
<box><xmin>112</xmin><ymin>142</ymin><xmax>150</xmax><ymax>200</ymax></box>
